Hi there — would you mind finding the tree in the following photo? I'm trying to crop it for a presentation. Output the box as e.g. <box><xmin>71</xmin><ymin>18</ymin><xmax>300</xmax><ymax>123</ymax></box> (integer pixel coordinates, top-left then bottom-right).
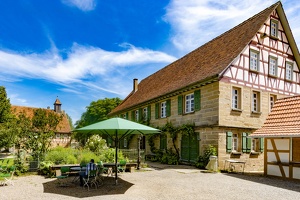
<box><xmin>74</xmin><ymin>97</ymin><xmax>122</xmax><ymax>145</ymax></box>
<box><xmin>0</xmin><ymin>86</ymin><xmax>17</xmax><ymax>151</ymax></box>
<box><xmin>18</xmin><ymin>108</ymin><xmax>63</xmax><ymax>160</ymax></box>
<box><xmin>75</xmin><ymin>97</ymin><xmax>122</xmax><ymax>128</ymax></box>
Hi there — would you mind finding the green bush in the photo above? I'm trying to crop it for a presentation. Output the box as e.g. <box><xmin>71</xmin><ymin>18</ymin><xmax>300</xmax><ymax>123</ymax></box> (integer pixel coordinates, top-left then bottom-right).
<box><xmin>39</xmin><ymin>161</ymin><xmax>53</xmax><ymax>176</ymax></box>
<box><xmin>44</xmin><ymin>146</ymin><xmax>126</xmax><ymax>165</ymax></box>
<box><xmin>195</xmin><ymin>145</ymin><xmax>217</xmax><ymax>169</ymax></box>
<box><xmin>160</xmin><ymin>149</ymin><xmax>178</xmax><ymax>165</ymax></box>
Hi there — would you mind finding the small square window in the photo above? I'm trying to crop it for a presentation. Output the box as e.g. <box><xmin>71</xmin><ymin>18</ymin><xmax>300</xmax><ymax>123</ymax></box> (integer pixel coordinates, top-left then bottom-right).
<box><xmin>270</xmin><ymin>19</ymin><xmax>278</xmax><ymax>38</ymax></box>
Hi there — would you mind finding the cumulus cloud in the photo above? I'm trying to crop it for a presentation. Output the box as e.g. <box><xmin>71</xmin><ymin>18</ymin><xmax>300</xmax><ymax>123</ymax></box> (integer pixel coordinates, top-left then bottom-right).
<box><xmin>61</xmin><ymin>0</ymin><xmax>97</xmax><ymax>11</ymax></box>
<box><xmin>164</xmin><ymin>0</ymin><xmax>292</xmax><ymax>53</ymax></box>
<box><xmin>0</xmin><ymin>43</ymin><xmax>176</xmax><ymax>95</ymax></box>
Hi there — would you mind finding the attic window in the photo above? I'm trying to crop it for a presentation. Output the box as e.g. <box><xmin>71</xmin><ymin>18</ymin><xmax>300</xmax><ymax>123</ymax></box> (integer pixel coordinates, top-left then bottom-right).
<box><xmin>249</xmin><ymin>49</ymin><xmax>259</xmax><ymax>72</ymax></box>
<box><xmin>270</xmin><ymin>19</ymin><xmax>278</xmax><ymax>38</ymax></box>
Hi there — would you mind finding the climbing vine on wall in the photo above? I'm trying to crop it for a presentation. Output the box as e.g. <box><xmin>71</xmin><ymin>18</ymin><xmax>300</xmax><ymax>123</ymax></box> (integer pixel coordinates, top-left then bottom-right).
<box><xmin>148</xmin><ymin>122</ymin><xmax>195</xmax><ymax>164</ymax></box>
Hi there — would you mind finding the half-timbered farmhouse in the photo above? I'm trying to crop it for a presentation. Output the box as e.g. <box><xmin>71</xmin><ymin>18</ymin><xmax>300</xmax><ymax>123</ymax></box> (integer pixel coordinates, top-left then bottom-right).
<box><xmin>12</xmin><ymin>98</ymin><xmax>72</xmax><ymax>147</ymax></box>
<box><xmin>250</xmin><ymin>96</ymin><xmax>300</xmax><ymax>180</ymax></box>
<box><xmin>109</xmin><ymin>1</ymin><xmax>300</xmax><ymax>172</ymax></box>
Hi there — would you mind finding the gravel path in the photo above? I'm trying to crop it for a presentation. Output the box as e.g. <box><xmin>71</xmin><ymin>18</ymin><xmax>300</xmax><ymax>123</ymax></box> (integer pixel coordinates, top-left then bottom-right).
<box><xmin>1</xmin><ymin>162</ymin><xmax>300</xmax><ymax>200</ymax></box>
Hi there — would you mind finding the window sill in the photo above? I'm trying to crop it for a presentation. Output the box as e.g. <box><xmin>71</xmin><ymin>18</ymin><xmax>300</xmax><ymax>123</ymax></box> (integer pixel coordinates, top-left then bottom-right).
<box><xmin>231</xmin><ymin>108</ymin><xmax>242</xmax><ymax>112</ymax></box>
<box><xmin>269</xmin><ymin>35</ymin><xmax>279</xmax><ymax>40</ymax></box>
<box><xmin>249</xmin><ymin>69</ymin><xmax>259</xmax><ymax>74</ymax></box>
<box><xmin>250</xmin><ymin>151</ymin><xmax>260</xmax><ymax>155</ymax></box>
<box><xmin>284</xmin><ymin>78</ymin><xmax>293</xmax><ymax>83</ymax></box>
<box><xmin>251</xmin><ymin>111</ymin><xmax>262</xmax><ymax>115</ymax></box>
<box><xmin>231</xmin><ymin>152</ymin><xmax>242</xmax><ymax>155</ymax></box>
<box><xmin>268</xmin><ymin>74</ymin><xmax>278</xmax><ymax>79</ymax></box>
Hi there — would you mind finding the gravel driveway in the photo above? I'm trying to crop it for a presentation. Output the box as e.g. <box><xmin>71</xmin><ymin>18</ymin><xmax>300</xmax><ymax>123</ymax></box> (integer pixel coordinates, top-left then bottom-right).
<box><xmin>1</xmin><ymin>162</ymin><xmax>300</xmax><ymax>200</ymax></box>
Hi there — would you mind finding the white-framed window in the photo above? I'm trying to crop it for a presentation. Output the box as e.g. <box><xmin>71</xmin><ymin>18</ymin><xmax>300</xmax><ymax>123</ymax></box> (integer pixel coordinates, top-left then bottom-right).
<box><xmin>56</xmin><ymin>133</ymin><xmax>60</xmax><ymax>139</ymax></box>
<box><xmin>285</xmin><ymin>62</ymin><xmax>293</xmax><ymax>81</ymax></box>
<box><xmin>269</xmin><ymin>56</ymin><xmax>277</xmax><ymax>76</ymax></box>
<box><xmin>161</xmin><ymin>101</ymin><xmax>166</xmax><ymax>118</ymax></box>
<box><xmin>143</xmin><ymin>107</ymin><xmax>148</xmax><ymax>121</ymax></box>
<box><xmin>232</xmin><ymin>87</ymin><xmax>241</xmax><ymax>110</ymax></box>
<box><xmin>124</xmin><ymin>138</ymin><xmax>127</xmax><ymax>148</ymax></box>
<box><xmin>269</xmin><ymin>94</ymin><xmax>276</xmax><ymax>112</ymax></box>
<box><xmin>185</xmin><ymin>93</ymin><xmax>194</xmax><ymax>113</ymax></box>
<box><xmin>251</xmin><ymin>138</ymin><xmax>257</xmax><ymax>152</ymax></box>
<box><xmin>135</xmin><ymin>110</ymin><xmax>139</xmax><ymax>121</ymax></box>
<box><xmin>252</xmin><ymin>91</ymin><xmax>261</xmax><ymax>112</ymax></box>
<box><xmin>232</xmin><ymin>134</ymin><xmax>238</xmax><ymax>152</ymax></box>
<box><xmin>270</xmin><ymin>19</ymin><xmax>278</xmax><ymax>38</ymax></box>
<box><xmin>250</xmin><ymin>50</ymin><xmax>259</xmax><ymax>71</ymax></box>
<box><xmin>123</xmin><ymin>113</ymin><xmax>126</xmax><ymax>119</ymax></box>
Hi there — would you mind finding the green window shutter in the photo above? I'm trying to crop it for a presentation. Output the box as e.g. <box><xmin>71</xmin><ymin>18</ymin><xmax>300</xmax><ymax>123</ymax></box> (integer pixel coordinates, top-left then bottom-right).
<box><xmin>178</xmin><ymin>95</ymin><xmax>183</xmax><ymax>115</ymax></box>
<box><xmin>226</xmin><ymin>132</ymin><xmax>232</xmax><ymax>153</ymax></box>
<box><xmin>160</xmin><ymin>134</ymin><xmax>167</xmax><ymax>150</ymax></box>
<box><xmin>194</xmin><ymin>90</ymin><xmax>201</xmax><ymax>111</ymax></box>
<box><xmin>131</xmin><ymin>111</ymin><xmax>135</xmax><ymax>121</ymax></box>
<box><xmin>166</xmin><ymin>99</ymin><xmax>171</xmax><ymax>117</ymax></box>
<box><xmin>242</xmin><ymin>132</ymin><xmax>251</xmax><ymax>153</ymax></box>
<box><xmin>155</xmin><ymin>103</ymin><xmax>159</xmax><ymax>119</ymax></box>
<box><xmin>147</xmin><ymin>105</ymin><xmax>151</xmax><ymax>120</ymax></box>
<box><xmin>139</xmin><ymin>108</ymin><xmax>143</xmax><ymax>121</ymax></box>
<box><xmin>260</xmin><ymin>138</ymin><xmax>264</xmax><ymax>152</ymax></box>
<box><xmin>126</xmin><ymin>112</ymin><xmax>128</xmax><ymax>119</ymax></box>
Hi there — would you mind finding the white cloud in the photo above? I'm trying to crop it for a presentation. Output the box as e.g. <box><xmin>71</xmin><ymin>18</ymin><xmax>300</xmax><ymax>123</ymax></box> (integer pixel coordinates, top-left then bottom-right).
<box><xmin>0</xmin><ymin>43</ymin><xmax>176</xmax><ymax>96</ymax></box>
<box><xmin>164</xmin><ymin>0</ymin><xmax>300</xmax><ymax>54</ymax></box>
<box><xmin>61</xmin><ymin>0</ymin><xmax>97</xmax><ymax>11</ymax></box>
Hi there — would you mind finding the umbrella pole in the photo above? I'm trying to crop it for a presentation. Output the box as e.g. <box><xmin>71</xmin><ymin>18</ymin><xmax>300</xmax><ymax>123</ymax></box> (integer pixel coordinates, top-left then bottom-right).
<box><xmin>115</xmin><ymin>130</ymin><xmax>118</xmax><ymax>185</ymax></box>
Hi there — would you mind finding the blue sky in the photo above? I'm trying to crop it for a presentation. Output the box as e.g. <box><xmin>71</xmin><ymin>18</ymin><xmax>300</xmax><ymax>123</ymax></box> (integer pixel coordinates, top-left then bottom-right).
<box><xmin>0</xmin><ymin>0</ymin><xmax>299</xmax><ymax>124</ymax></box>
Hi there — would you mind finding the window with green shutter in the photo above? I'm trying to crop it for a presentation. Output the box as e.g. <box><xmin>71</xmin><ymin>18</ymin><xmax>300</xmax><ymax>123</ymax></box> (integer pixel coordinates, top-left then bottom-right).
<box><xmin>131</xmin><ymin>111</ymin><xmax>135</xmax><ymax>121</ymax></box>
<box><xmin>139</xmin><ymin>108</ymin><xmax>143</xmax><ymax>121</ymax></box>
<box><xmin>259</xmin><ymin>138</ymin><xmax>264</xmax><ymax>152</ymax></box>
<box><xmin>226</xmin><ymin>132</ymin><xmax>232</xmax><ymax>153</ymax></box>
<box><xmin>178</xmin><ymin>95</ymin><xmax>183</xmax><ymax>115</ymax></box>
<box><xmin>147</xmin><ymin>105</ymin><xmax>151</xmax><ymax>120</ymax></box>
<box><xmin>155</xmin><ymin>103</ymin><xmax>159</xmax><ymax>119</ymax></box>
<box><xmin>160</xmin><ymin>133</ymin><xmax>167</xmax><ymax>150</ymax></box>
<box><xmin>166</xmin><ymin>99</ymin><xmax>171</xmax><ymax>117</ymax></box>
<box><xmin>194</xmin><ymin>90</ymin><xmax>201</xmax><ymax>111</ymax></box>
<box><xmin>242</xmin><ymin>132</ymin><xmax>251</xmax><ymax>153</ymax></box>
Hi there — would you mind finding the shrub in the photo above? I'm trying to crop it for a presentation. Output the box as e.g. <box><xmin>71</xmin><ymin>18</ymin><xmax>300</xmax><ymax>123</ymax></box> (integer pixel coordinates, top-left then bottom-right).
<box><xmin>195</xmin><ymin>145</ymin><xmax>217</xmax><ymax>169</ymax></box>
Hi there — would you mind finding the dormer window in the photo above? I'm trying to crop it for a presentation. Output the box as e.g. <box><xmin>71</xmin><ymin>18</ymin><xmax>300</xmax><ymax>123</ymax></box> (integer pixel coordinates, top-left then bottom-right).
<box><xmin>250</xmin><ymin>49</ymin><xmax>259</xmax><ymax>72</ymax></box>
<box><xmin>270</xmin><ymin>19</ymin><xmax>278</xmax><ymax>38</ymax></box>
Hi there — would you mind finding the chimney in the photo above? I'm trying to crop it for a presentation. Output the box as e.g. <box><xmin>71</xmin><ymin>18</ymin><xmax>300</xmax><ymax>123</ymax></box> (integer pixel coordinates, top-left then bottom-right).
<box><xmin>133</xmin><ymin>78</ymin><xmax>138</xmax><ymax>92</ymax></box>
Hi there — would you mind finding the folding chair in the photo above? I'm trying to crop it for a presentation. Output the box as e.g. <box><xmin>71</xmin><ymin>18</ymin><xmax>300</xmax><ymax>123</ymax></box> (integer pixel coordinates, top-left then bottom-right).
<box><xmin>83</xmin><ymin>169</ymin><xmax>98</xmax><ymax>191</ymax></box>
<box><xmin>56</xmin><ymin>166</ymin><xmax>70</xmax><ymax>186</ymax></box>
<box><xmin>0</xmin><ymin>165</ymin><xmax>15</xmax><ymax>186</ymax></box>
<box><xmin>118</xmin><ymin>160</ymin><xmax>127</xmax><ymax>173</ymax></box>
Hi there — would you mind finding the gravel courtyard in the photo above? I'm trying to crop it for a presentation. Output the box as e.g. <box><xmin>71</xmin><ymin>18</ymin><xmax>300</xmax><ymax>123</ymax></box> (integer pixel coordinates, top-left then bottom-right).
<box><xmin>1</xmin><ymin>162</ymin><xmax>300</xmax><ymax>200</ymax></box>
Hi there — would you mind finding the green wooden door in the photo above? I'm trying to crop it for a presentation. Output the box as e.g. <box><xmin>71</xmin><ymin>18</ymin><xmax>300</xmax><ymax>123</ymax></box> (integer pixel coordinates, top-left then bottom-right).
<box><xmin>181</xmin><ymin>133</ymin><xmax>199</xmax><ymax>162</ymax></box>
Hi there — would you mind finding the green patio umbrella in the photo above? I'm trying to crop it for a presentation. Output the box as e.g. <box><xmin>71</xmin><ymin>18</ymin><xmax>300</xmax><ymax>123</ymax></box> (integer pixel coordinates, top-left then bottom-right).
<box><xmin>74</xmin><ymin>117</ymin><xmax>160</xmax><ymax>184</ymax></box>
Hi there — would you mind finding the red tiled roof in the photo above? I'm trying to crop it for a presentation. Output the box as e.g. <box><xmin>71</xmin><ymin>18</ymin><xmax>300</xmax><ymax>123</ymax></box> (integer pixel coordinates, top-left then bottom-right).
<box><xmin>11</xmin><ymin>105</ymin><xmax>71</xmax><ymax>133</ymax></box>
<box><xmin>250</xmin><ymin>96</ymin><xmax>300</xmax><ymax>137</ymax></box>
<box><xmin>110</xmin><ymin>2</ymin><xmax>281</xmax><ymax>115</ymax></box>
